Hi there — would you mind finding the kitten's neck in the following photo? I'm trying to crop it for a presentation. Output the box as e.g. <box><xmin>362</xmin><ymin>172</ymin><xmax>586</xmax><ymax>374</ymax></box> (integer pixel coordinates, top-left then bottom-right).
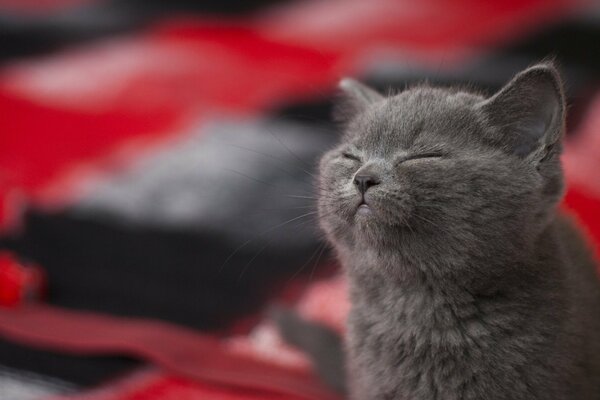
<box><xmin>343</xmin><ymin>223</ymin><xmax>558</xmax><ymax>318</ymax></box>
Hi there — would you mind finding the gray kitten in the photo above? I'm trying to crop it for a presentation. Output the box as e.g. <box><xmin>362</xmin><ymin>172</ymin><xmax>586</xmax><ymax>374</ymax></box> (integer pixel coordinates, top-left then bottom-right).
<box><xmin>316</xmin><ymin>63</ymin><xmax>600</xmax><ymax>399</ymax></box>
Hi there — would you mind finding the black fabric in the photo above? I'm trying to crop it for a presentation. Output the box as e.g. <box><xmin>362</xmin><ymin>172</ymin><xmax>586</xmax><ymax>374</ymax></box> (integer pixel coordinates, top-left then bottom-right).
<box><xmin>0</xmin><ymin>209</ymin><xmax>330</xmax><ymax>384</ymax></box>
<box><xmin>1</xmin><ymin>209</ymin><xmax>325</xmax><ymax>331</ymax></box>
<box><xmin>0</xmin><ymin>341</ymin><xmax>137</xmax><ymax>387</ymax></box>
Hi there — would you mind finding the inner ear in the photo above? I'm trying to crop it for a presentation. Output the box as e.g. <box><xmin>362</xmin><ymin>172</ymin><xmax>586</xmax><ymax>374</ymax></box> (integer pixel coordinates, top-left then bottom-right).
<box><xmin>477</xmin><ymin>63</ymin><xmax>565</xmax><ymax>159</ymax></box>
<box><xmin>339</xmin><ymin>78</ymin><xmax>383</xmax><ymax>106</ymax></box>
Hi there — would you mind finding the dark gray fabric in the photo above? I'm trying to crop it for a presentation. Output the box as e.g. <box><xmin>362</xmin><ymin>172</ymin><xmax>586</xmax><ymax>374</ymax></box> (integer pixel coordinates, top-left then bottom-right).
<box><xmin>74</xmin><ymin>118</ymin><xmax>335</xmax><ymax>248</ymax></box>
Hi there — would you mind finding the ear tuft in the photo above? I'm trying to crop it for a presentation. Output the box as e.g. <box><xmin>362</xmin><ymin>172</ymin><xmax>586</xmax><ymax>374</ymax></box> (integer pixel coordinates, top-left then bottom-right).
<box><xmin>478</xmin><ymin>63</ymin><xmax>565</xmax><ymax>160</ymax></box>
<box><xmin>334</xmin><ymin>78</ymin><xmax>383</xmax><ymax>125</ymax></box>
<box><xmin>339</xmin><ymin>78</ymin><xmax>383</xmax><ymax>106</ymax></box>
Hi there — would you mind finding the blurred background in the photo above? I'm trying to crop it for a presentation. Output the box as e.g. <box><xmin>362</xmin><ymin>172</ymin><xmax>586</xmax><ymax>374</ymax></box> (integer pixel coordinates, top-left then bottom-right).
<box><xmin>0</xmin><ymin>0</ymin><xmax>599</xmax><ymax>399</ymax></box>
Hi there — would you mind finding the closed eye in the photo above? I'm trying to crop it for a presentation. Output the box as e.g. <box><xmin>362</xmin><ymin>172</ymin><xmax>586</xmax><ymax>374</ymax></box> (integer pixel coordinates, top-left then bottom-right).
<box><xmin>342</xmin><ymin>152</ymin><xmax>362</xmax><ymax>162</ymax></box>
<box><xmin>404</xmin><ymin>152</ymin><xmax>445</xmax><ymax>161</ymax></box>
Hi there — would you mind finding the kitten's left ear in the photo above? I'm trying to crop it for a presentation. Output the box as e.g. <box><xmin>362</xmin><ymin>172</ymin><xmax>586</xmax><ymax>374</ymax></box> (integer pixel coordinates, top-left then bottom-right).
<box><xmin>477</xmin><ymin>63</ymin><xmax>565</xmax><ymax>161</ymax></box>
<box><xmin>334</xmin><ymin>78</ymin><xmax>384</xmax><ymax>125</ymax></box>
<box><xmin>339</xmin><ymin>78</ymin><xmax>383</xmax><ymax>107</ymax></box>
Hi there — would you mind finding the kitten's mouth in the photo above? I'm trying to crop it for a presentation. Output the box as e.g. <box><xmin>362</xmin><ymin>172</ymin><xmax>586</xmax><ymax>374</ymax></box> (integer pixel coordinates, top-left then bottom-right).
<box><xmin>356</xmin><ymin>201</ymin><xmax>373</xmax><ymax>216</ymax></box>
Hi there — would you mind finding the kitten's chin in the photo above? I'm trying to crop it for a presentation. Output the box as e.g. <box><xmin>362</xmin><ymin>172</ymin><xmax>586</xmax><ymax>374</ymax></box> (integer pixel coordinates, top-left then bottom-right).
<box><xmin>353</xmin><ymin>206</ymin><xmax>385</xmax><ymax>234</ymax></box>
<box><xmin>354</xmin><ymin>201</ymin><xmax>400</xmax><ymax>224</ymax></box>
<box><xmin>352</xmin><ymin>203</ymin><xmax>412</xmax><ymax>242</ymax></box>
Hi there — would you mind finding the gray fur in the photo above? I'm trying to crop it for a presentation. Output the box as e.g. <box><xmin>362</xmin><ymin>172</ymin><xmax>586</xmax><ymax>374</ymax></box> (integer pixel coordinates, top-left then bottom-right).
<box><xmin>317</xmin><ymin>63</ymin><xmax>600</xmax><ymax>399</ymax></box>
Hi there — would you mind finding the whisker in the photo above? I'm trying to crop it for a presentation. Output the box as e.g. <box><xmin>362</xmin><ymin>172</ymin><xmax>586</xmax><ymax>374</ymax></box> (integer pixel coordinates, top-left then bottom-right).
<box><xmin>404</xmin><ymin>217</ymin><xmax>416</xmax><ymax>235</ymax></box>
<box><xmin>286</xmin><ymin>241</ymin><xmax>326</xmax><ymax>284</ymax></box>
<box><xmin>264</xmin><ymin>127</ymin><xmax>317</xmax><ymax>178</ymax></box>
<box><xmin>237</xmin><ymin>240</ymin><xmax>272</xmax><ymax>283</ymax></box>
<box><xmin>219</xmin><ymin>210</ymin><xmax>320</xmax><ymax>272</ymax></box>
<box><xmin>411</xmin><ymin>212</ymin><xmax>446</xmax><ymax>232</ymax></box>
<box><xmin>285</xmin><ymin>195</ymin><xmax>318</xmax><ymax>200</ymax></box>
<box><xmin>225</xmin><ymin>168</ymin><xmax>278</xmax><ymax>189</ymax></box>
<box><xmin>227</xmin><ymin>143</ymin><xmax>316</xmax><ymax>185</ymax></box>
<box><xmin>242</xmin><ymin>205</ymin><xmax>318</xmax><ymax>218</ymax></box>
<box><xmin>308</xmin><ymin>242</ymin><xmax>329</xmax><ymax>283</ymax></box>
<box><xmin>226</xmin><ymin>168</ymin><xmax>329</xmax><ymax>201</ymax></box>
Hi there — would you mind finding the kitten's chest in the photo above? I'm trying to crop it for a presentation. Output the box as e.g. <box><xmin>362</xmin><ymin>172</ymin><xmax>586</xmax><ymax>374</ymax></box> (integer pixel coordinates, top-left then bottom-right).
<box><xmin>347</xmin><ymin>290</ymin><xmax>488</xmax><ymax>400</ymax></box>
<box><xmin>349</xmin><ymin>289</ymin><xmax>479</xmax><ymax>357</ymax></box>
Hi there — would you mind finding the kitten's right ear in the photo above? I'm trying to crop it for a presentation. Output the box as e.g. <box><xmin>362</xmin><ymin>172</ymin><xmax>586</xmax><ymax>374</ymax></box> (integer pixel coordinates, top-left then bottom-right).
<box><xmin>334</xmin><ymin>78</ymin><xmax>383</xmax><ymax>123</ymax></box>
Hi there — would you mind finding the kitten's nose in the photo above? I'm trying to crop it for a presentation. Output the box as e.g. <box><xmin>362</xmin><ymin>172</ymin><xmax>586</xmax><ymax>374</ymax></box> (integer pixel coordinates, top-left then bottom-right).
<box><xmin>354</xmin><ymin>173</ymin><xmax>380</xmax><ymax>195</ymax></box>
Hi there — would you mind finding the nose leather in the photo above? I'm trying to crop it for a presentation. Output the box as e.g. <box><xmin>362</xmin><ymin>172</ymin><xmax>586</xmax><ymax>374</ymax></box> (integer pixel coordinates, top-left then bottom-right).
<box><xmin>354</xmin><ymin>173</ymin><xmax>380</xmax><ymax>194</ymax></box>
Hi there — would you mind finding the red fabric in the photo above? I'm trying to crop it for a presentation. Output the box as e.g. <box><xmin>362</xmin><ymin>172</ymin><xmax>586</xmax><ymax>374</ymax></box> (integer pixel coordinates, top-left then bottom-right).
<box><xmin>259</xmin><ymin>0</ymin><xmax>580</xmax><ymax>57</ymax></box>
<box><xmin>0</xmin><ymin>304</ymin><xmax>340</xmax><ymax>400</ymax></box>
<box><xmin>0</xmin><ymin>251</ymin><xmax>46</xmax><ymax>307</ymax></box>
<box><xmin>563</xmin><ymin>93</ymin><xmax>600</xmax><ymax>257</ymax></box>
<box><xmin>51</xmin><ymin>369</ymin><xmax>311</xmax><ymax>400</ymax></box>
<box><xmin>0</xmin><ymin>0</ymin><xmax>584</xmax><ymax>228</ymax></box>
<box><xmin>564</xmin><ymin>187</ymin><xmax>600</xmax><ymax>260</ymax></box>
<box><xmin>0</xmin><ymin>0</ymin><xmax>90</xmax><ymax>12</ymax></box>
<box><xmin>1</xmin><ymin>1</ymin><xmax>599</xmax><ymax>399</ymax></box>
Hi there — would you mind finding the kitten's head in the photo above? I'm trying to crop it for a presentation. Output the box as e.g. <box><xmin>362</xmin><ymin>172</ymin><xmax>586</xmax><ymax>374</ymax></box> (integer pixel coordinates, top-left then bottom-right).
<box><xmin>318</xmin><ymin>64</ymin><xmax>565</xmax><ymax>257</ymax></box>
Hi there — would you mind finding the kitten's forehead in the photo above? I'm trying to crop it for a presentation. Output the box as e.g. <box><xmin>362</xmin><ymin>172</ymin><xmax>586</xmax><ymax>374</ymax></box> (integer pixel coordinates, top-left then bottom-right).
<box><xmin>351</xmin><ymin>87</ymin><xmax>483</xmax><ymax>154</ymax></box>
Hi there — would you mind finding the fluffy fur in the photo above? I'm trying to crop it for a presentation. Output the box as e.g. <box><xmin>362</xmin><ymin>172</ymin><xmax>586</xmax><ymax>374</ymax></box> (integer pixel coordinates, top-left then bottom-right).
<box><xmin>317</xmin><ymin>63</ymin><xmax>600</xmax><ymax>399</ymax></box>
